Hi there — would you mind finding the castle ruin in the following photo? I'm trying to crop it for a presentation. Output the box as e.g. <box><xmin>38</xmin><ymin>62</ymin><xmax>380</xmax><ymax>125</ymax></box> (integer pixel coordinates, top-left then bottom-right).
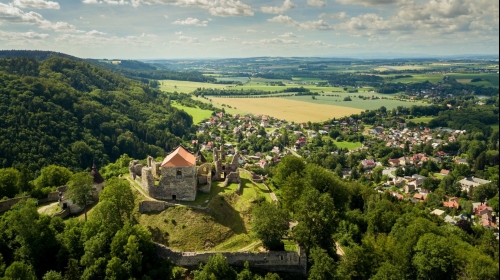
<box><xmin>130</xmin><ymin>145</ymin><xmax>240</xmax><ymax>202</ymax></box>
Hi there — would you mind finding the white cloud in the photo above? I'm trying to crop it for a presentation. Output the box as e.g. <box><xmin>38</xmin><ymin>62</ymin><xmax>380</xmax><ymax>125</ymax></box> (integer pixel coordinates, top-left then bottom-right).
<box><xmin>12</xmin><ymin>0</ymin><xmax>60</xmax><ymax>9</ymax></box>
<box><xmin>307</xmin><ymin>0</ymin><xmax>326</xmax><ymax>8</ymax></box>
<box><xmin>84</xmin><ymin>0</ymin><xmax>254</xmax><ymax>17</ymax></box>
<box><xmin>246</xmin><ymin>29</ymin><xmax>257</xmax><ymax>33</ymax></box>
<box><xmin>170</xmin><ymin>35</ymin><xmax>200</xmax><ymax>45</ymax></box>
<box><xmin>242</xmin><ymin>38</ymin><xmax>299</xmax><ymax>45</ymax></box>
<box><xmin>0</xmin><ymin>3</ymin><xmax>81</xmax><ymax>32</ymax></box>
<box><xmin>0</xmin><ymin>29</ymin><xmax>49</xmax><ymax>40</ymax></box>
<box><xmin>319</xmin><ymin>12</ymin><xmax>346</xmax><ymax>19</ymax></box>
<box><xmin>335</xmin><ymin>0</ymin><xmax>400</xmax><ymax>6</ymax></box>
<box><xmin>211</xmin><ymin>36</ymin><xmax>226</xmax><ymax>42</ymax></box>
<box><xmin>57</xmin><ymin>32</ymin><xmax>157</xmax><ymax>47</ymax></box>
<box><xmin>268</xmin><ymin>15</ymin><xmax>335</xmax><ymax>30</ymax></box>
<box><xmin>172</xmin><ymin>17</ymin><xmax>208</xmax><ymax>26</ymax></box>
<box><xmin>261</xmin><ymin>0</ymin><xmax>295</xmax><ymax>14</ymax></box>
<box><xmin>278</xmin><ymin>32</ymin><xmax>302</xmax><ymax>38</ymax></box>
<box><xmin>175</xmin><ymin>31</ymin><xmax>182</xmax><ymax>35</ymax></box>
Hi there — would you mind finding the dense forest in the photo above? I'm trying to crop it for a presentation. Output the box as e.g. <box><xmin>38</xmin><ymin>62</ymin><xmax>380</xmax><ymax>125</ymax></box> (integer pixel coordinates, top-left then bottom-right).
<box><xmin>0</xmin><ymin>55</ymin><xmax>196</xmax><ymax>176</ymax></box>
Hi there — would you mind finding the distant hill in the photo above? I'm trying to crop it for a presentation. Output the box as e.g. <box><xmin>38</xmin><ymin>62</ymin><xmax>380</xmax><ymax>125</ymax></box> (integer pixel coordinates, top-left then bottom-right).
<box><xmin>0</xmin><ymin>55</ymin><xmax>195</xmax><ymax>174</ymax></box>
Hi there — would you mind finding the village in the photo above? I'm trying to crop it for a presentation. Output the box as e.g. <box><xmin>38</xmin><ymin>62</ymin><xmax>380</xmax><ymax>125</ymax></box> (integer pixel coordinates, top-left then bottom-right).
<box><xmin>189</xmin><ymin>110</ymin><xmax>498</xmax><ymax>232</ymax></box>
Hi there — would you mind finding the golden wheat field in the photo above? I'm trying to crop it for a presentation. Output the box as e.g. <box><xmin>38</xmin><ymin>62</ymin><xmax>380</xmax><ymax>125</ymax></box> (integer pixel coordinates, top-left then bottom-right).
<box><xmin>209</xmin><ymin>97</ymin><xmax>363</xmax><ymax>123</ymax></box>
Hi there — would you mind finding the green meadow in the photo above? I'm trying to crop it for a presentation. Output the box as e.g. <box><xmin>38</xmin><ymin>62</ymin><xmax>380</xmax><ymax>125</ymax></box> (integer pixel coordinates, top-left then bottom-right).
<box><xmin>171</xmin><ymin>103</ymin><xmax>213</xmax><ymax>123</ymax></box>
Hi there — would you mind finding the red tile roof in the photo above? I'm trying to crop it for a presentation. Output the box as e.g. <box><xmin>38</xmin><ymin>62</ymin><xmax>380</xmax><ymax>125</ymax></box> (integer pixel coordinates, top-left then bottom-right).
<box><xmin>161</xmin><ymin>146</ymin><xmax>196</xmax><ymax>167</ymax></box>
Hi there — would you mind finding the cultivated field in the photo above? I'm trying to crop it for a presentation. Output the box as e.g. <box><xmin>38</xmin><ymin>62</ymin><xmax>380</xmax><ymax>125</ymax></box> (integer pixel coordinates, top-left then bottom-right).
<box><xmin>159</xmin><ymin>79</ymin><xmax>228</xmax><ymax>93</ymax></box>
<box><xmin>283</xmin><ymin>95</ymin><xmax>427</xmax><ymax>111</ymax></box>
<box><xmin>209</xmin><ymin>97</ymin><xmax>363</xmax><ymax>122</ymax></box>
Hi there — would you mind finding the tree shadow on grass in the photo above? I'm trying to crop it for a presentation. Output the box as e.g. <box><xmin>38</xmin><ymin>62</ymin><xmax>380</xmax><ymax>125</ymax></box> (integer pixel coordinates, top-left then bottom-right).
<box><xmin>209</xmin><ymin>193</ymin><xmax>247</xmax><ymax>235</ymax></box>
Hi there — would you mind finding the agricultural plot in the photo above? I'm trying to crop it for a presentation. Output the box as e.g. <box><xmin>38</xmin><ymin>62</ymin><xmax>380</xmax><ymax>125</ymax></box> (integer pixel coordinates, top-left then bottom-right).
<box><xmin>282</xmin><ymin>95</ymin><xmax>428</xmax><ymax>111</ymax></box>
<box><xmin>159</xmin><ymin>79</ymin><xmax>228</xmax><ymax>93</ymax></box>
<box><xmin>215</xmin><ymin>77</ymin><xmax>251</xmax><ymax>83</ymax></box>
<box><xmin>171</xmin><ymin>103</ymin><xmax>213</xmax><ymax>123</ymax></box>
<box><xmin>379</xmin><ymin>74</ymin><xmax>446</xmax><ymax>84</ymax></box>
<box><xmin>209</xmin><ymin>97</ymin><xmax>363</xmax><ymax>122</ymax></box>
<box><xmin>449</xmin><ymin>73</ymin><xmax>499</xmax><ymax>87</ymax></box>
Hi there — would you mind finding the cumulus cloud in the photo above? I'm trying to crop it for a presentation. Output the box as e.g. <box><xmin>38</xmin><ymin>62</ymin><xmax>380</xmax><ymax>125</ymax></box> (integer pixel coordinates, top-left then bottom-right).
<box><xmin>170</xmin><ymin>35</ymin><xmax>200</xmax><ymax>45</ymax></box>
<box><xmin>0</xmin><ymin>30</ymin><xmax>49</xmax><ymax>40</ymax></box>
<box><xmin>172</xmin><ymin>17</ymin><xmax>208</xmax><ymax>26</ymax></box>
<box><xmin>175</xmin><ymin>31</ymin><xmax>182</xmax><ymax>35</ymax></box>
<box><xmin>335</xmin><ymin>0</ymin><xmax>400</xmax><ymax>6</ymax></box>
<box><xmin>211</xmin><ymin>36</ymin><xmax>226</xmax><ymax>42</ymax></box>
<box><xmin>268</xmin><ymin>15</ymin><xmax>335</xmax><ymax>30</ymax></box>
<box><xmin>12</xmin><ymin>0</ymin><xmax>60</xmax><ymax>9</ymax></box>
<box><xmin>83</xmin><ymin>0</ymin><xmax>254</xmax><ymax>17</ymax></box>
<box><xmin>246</xmin><ymin>29</ymin><xmax>257</xmax><ymax>33</ymax></box>
<box><xmin>242</xmin><ymin>38</ymin><xmax>299</xmax><ymax>45</ymax></box>
<box><xmin>278</xmin><ymin>32</ymin><xmax>302</xmax><ymax>37</ymax></box>
<box><xmin>319</xmin><ymin>12</ymin><xmax>346</xmax><ymax>19</ymax></box>
<box><xmin>0</xmin><ymin>3</ymin><xmax>81</xmax><ymax>32</ymax></box>
<box><xmin>307</xmin><ymin>0</ymin><xmax>326</xmax><ymax>7</ymax></box>
<box><xmin>261</xmin><ymin>0</ymin><xmax>295</xmax><ymax>14</ymax></box>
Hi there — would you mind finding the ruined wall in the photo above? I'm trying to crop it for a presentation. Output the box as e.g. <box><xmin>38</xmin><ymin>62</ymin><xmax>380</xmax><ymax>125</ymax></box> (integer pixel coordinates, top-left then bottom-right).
<box><xmin>38</xmin><ymin>191</ymin><xmax>61</xmax><ymax>204</ymax></box>
<box><xmin>141</xmin><ymin>167</ymin><xmax>155</xmax><ymax>194</ymax></box>
<box><xmin>53</xmin><ymin>208</ymin><xmax>70</xmax><ymax>218</ymax></box>
<box><xmin>222</xmin><ymin>172</ymin><xmax>241</xmax><ymax>187</ymax></box>
<box><xmin>0</xmin><ymin>196</ymin><xmax>30</xmax><ymax>212</ymax></box>
<box><xmin>156</xmin><ymin>244</ymin><xmax>307</xmax><ymax>275</ymax></box>
<box><xmin>139</xmin><ymin>200</ymin><xmax>167</xmax><ymax>213</ymax></box>
<box><xmin>197</xmin><ymin>163</ymin><xmax>212</xmax><ymax>193</ymax></box>
<box><xmin>147</xmin><ymin>156</ymin><xmax>161</xmax><ymax>178</ymax></box>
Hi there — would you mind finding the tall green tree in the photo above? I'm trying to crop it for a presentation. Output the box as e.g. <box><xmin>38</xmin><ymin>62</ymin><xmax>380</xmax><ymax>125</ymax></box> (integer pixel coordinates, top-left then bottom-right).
<box><xmin>66</xmin><ymin>172</ymin><xmax>94</xmax><ymax>221</ymax></box>
<box><xmin>0</xmin><ymin>168</ymin><xmax>20</xmax><ymax>198</ymax></box>
<box><xmin>252</xmin><ymin>202</ymin><xmax>289</xmax><ymax>250</ymax></box>
<box><xmin>193</xmin><ymin>254</ymin><xmax>237</xmax><ymax>280</ymax></box>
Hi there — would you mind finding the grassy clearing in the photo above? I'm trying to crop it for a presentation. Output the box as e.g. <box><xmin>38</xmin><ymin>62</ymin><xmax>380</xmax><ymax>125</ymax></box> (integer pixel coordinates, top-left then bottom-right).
<box><xmin>490</xmin><ymin>124</ymin><xmax>499</xmax><ymax>132</ymax></box>
<box><xmin>282</xmin><ymin>95</ymin><xmax>427</xmax><ymax>111</ymax></box>
<box><xmin>433</xmin><ymin>173</ymin><xmax>445</xmax><ymax>180</ymax></box>
<box><xmin>159</xmin><ymin>80</ymin><xmax>228</xmax><ymax>93</ymax></box>
<box><xmin>411</xmin><ymin>116</ymin><xmax>434</xmax><ymax>124</ymax></box>
<box><xmin>334</xmin><ymin>141</ymin><xmax>362</xmax><ymax>150</ymax></box>
<box><xmin>209</xmin><ymin>97</ymin><xmax>363</xmax><ymax>123</ymax></box>
<box><xmin>171</xmin><ymin>103</ymin><xmax>213</xmax><ymax>124</ymax></box>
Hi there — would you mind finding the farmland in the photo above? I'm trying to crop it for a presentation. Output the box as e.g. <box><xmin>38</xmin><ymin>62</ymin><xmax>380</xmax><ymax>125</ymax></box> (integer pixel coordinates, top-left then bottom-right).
<box><xmin>159</xmin><ymin>79</ymin><xmax>228</xmax><ymax>93</ymax></box>
<box><xmin>209</xmin><ymin>97</ymin><xmax>363</xmax><ymax>122</ymax></box>
<box><xmin>282</xmin><ymin>94</ymin><xmax>428</xmax><ymax>111</ymax></box>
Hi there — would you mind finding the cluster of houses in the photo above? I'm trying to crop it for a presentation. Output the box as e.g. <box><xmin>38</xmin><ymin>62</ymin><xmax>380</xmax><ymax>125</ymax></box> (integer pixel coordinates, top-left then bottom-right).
<box><xmin>368</xmin><ymin>126</ymin><xmax>466</xmax><ymax>152</ymax></box>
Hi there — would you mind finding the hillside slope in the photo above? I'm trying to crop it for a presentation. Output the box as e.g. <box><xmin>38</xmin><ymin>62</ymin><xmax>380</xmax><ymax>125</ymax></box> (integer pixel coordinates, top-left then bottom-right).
<box><xmin>0</xmin><ymin>55</ymin><xmax>194</xmax><ymax>174</ymax></box>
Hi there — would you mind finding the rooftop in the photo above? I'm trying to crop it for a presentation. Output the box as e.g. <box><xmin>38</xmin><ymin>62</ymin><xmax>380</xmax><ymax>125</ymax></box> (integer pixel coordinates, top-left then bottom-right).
<box><xmin>161</xmin><ymin>146</ymin><xmax>196</xmax><ymax>167</ymax></box>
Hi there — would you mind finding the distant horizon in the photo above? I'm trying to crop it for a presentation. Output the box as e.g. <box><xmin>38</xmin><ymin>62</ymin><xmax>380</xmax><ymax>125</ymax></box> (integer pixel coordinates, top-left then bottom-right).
<box><xmin>2</xmin><ymin>49</ymin><xmax>499</xmax><ymax>61</ymax></box>
<box><xmin>0</xmin><ymin>0</ymin><xmax>498</xmax><ymax>58</ymax></box>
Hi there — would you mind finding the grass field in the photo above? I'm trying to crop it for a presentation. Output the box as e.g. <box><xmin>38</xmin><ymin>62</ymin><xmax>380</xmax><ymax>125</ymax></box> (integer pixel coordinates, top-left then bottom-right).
<box><xmin>411</xmin><ymin>116</ymin><xmax>434</xmax><ymax>124</ymax></box>
<box><xmin>209</xmin><ymin>97</ymin><xmax>363</xmax><ymax>122</ymax></box>
<box><xmin>334</xmin><ymin>141</ymin><xmax>362</xmax><ymax>150</ymax></box>
<box><xmin>216</xmin><ymin>77</ymin><xmax>250</xmax><ymax>83</ymax></box>
<box><xmin>377</xmin><ymin>73</ymin><xmax>499</xmax><ymax>87</ymax></box>
<box><xmin>282</xmin><ymin>95</ymin><xmax>427</xmax><ymax>111</ymax></box>
<box><xmin>171</xmin><ymin>103</ymin><xmax>213</xmax><ymax>123</ymax></box>
<box><xmin>159</xmin><ymin>79</ymin><xmax>228</xmax><ymax>93</ymax></box>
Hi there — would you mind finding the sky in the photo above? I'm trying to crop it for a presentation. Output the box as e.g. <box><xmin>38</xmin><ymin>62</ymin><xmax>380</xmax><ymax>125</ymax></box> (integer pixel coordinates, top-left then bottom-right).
<box><xmin>0</xmin><ymin>0</ymin><xmax>498</xmax><ymax>59</ymax></box>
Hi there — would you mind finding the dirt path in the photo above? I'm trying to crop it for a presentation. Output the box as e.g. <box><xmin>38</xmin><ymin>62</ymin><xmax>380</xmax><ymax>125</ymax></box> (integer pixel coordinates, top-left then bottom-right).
<box><xmin>237</xmin><ymin>241</ymin><xmax>261</xmax><ymax>252</ymax></box>
<box><xmin>126</xmin><ymin>176</ymin><xmax>157</xmax><ymax>201</ymax></box>
<box><xmin>37</xmin><ymin>201</ymin><xmax>59</xmax><ymax>214</ymax></box>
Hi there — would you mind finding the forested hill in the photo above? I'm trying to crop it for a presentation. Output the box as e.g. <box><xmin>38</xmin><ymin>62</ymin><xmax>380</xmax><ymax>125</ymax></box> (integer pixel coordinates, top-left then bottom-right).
<box><xmin>0</xmin><ymin>56</ymin><xmax>195</xmax><ymax>175</ymax></box>
<box><xmin>0</xmin><ymin>50</ymin><xmax>215</xmax><ymax>83</ymax></box>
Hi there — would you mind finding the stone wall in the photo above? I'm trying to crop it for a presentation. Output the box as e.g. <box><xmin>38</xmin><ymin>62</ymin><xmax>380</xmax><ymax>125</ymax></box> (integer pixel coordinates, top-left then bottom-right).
<box><xmin>38</xmin><ymin>191</ymin><xmax>60</xmax><ymax>204</ymax></box>
<box><xmin>139</xmin><ymin>200</ymin><xmax>167</xmax><ymax>213</ymax></box>
<box><xmin>0</xmin><ymin>196</ymin><xmax>30</xmax><ymax>212</ymax></box>
<box><xmin>222</xmin><ymin>172</ymin><xmax>241</xmax><ymax>187</ymax></box>
<box><xmin>156</xmin><ymin>244</ymin><xmax>307</xmax><ymax>275</ymax></box>
<box><xmin>53</xmin><ymin>208</ymin><xmax>70</xmax><ymax>218</ymax></box>
<box><xmin>157</xmin><ymin>166</ymin><xmax>197</xmax><ymax>201</ymax></box>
